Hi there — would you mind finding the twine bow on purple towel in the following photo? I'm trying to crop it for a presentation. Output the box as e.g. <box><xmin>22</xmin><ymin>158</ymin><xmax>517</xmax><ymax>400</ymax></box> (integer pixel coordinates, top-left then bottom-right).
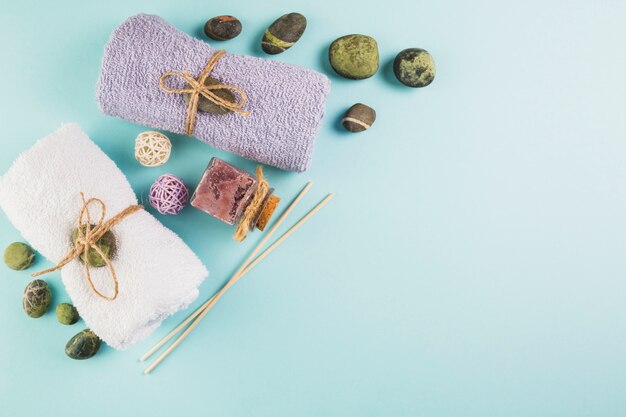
<box><xmin>158</xmin><ymin>50</ymin><xmax>250</xmax><ymax>135</ymax></box>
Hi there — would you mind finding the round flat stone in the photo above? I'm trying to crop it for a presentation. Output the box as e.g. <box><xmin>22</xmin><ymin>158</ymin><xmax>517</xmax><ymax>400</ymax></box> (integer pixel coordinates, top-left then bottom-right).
<box><xmin>393</xmin><ymin>48</ymin><xmax>435</xmax><ymax>88</ymax></box>
<box><xmin>204</xmin><ymin>16</ymin><xmax>242</xmax><ymax>41</ymax></box>
<box><xmin>329</xmin><ymin>35</ymin><xmax>379</xmax><ymax>80</ymax></box>
<box><xmin>342</xmin><ymin>103</ymin><xmax>376</xmax><ymax>132</ymax></box>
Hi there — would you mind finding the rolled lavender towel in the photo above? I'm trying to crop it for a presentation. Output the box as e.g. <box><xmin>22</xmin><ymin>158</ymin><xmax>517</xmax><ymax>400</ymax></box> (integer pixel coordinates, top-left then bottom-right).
<box><xmin>97</xmin><ymin>14</ymin><xmax>331</xmax><ymax>172</ymax></box>
<box><xmin>0</xmin><ymin>124</ymin><xmax>208</xmax><ymax>350</ymax></box>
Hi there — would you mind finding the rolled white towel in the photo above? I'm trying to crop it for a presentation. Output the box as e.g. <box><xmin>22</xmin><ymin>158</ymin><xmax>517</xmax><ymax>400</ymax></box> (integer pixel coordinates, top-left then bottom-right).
<box><xmin>0</xmin><ymin>123</ymin><xmax>208</xmax><ymax>350</ymax></box>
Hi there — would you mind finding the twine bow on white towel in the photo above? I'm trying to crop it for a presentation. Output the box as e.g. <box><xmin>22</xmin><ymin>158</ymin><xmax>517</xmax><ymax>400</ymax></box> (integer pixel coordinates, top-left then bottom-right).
<box><xmin>32</xmin><ymin>193</ymin><xmax>143</xmax><ymax>301</ymax></box>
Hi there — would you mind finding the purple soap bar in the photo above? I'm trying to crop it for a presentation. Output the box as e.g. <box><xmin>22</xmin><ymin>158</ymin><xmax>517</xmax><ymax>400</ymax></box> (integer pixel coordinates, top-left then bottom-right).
<box><xmin>191</xmin><ymin>158</ymin><xmax>257</xmax><ymax>225</ymax></box>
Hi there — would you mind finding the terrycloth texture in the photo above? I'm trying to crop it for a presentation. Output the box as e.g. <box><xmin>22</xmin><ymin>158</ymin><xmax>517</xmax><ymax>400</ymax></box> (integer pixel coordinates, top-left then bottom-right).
<box><xmin>97</xmin><ymin>14</ymin><xmax>331</xmax><ymax>172</ymax></box>
<box><xmin>0</xmin><ymin>124</ymin><xmax>208</xmax><ymax>350</ymax></box>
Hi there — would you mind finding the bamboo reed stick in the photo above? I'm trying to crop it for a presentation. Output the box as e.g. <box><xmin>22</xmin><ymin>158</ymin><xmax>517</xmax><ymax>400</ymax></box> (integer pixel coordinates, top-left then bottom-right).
<box><xmin>140</xmin><ymin>181</ymin><xmax>313</xmax><ymax>364</ymax></box>
<box><xmin>143</xmin><ymin>192</ymin><xmax>334</xmax><ymax>375</ymax></box>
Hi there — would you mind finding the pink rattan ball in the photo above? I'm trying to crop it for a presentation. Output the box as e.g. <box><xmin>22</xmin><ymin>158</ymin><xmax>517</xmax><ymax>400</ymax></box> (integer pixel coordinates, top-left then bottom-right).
<box><xmin>149</xmin><ymin>174</ymin><xmax>188</xmax><ymax>215</ymax></box>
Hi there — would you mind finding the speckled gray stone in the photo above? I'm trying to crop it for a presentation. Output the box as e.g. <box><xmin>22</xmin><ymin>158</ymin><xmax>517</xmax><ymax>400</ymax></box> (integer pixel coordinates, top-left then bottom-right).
<box><xmin>393</xmin><ymin>48</ymin><xmax>435</xmax><ymax>88</ymax></box>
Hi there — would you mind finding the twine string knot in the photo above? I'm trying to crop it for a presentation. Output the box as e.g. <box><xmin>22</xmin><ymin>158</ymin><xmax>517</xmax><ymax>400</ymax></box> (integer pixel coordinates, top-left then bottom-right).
<box><xmin>159</xmin><ymin>50</ymin><xmax>250</xmax><ymax>135</ymax></box>
<box><xmin>32</xmin><ymin>193</ymin><xmax>143</xmax><ymax>301</ymax></box>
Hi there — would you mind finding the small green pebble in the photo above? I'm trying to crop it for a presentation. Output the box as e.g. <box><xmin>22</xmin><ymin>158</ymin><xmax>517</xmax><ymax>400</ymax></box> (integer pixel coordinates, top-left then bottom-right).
<box><xmin>393</xmin><ymin>48</ymin><xmax>436</xmax><ymax>88</ymax></box>
<box><xmin>71</xmin><ymin>225</ymin><xmax>117</xmax><ymax>268</ymax></box>
<box><xmin>23</xmin><ymin>279</ymin><xmax>51</xmax><ymax>318</ymax></box>
<box><xmin>65</xmin><ymin>329</ymin><xmax>101</xmax><ymax>360</ymax></box>
<box><xmin>329</xmin><ymin>34</ymin><xmax>379</xmax><ymax>80</ymax></box>
<box><xmin>3</xmin><ymin>242</ymin><xmax>35</xmax><ymax>270</ymax></box>
<box><xmin>56</xmin><ymin>303</ymin><xmax>80</xmax><ymax>325</ymax></box>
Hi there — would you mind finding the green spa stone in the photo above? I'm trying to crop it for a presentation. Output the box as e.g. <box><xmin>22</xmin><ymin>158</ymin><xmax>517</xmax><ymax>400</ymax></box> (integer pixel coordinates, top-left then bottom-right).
<box><xmin>393</xmin><ymin>48</ymin><xmax>436</xmax><ymax>88</ymax></box>
<box><xmin>65</xmin><ymin>329</ymin><xmax>101</xmax><ymax>360</ymax></box>
<box><xmin>71</xmin><ymin>225</ymin><xmax>117</xmax><ymax>268</ymax></box>
<box><xmin>329</xmin><ymin>34</ymin><xmax>379</xmax><ymax>80</ymax></box>
<box><xmin>3</xmin><ymin>242</ymin><xmax>35</xmax><ymax>270</ymax></box>
<box><xmin>182</xmin><ymin>76</ymin><xmax>235</xmax><ymax>115</ymax></box>
<box><xmin>56</xmin><ymin>303</ymin><xmax>80</xmax><ymax>325</ymax></box>
<box><xmin>23</xmin><ymin>279</ymin><xmax>51</xmax><ymax>318</ymax></box>
<box><xmin>261</xmin><ymin>12</ymin><xmax>307</xmax><ymax>54</ymax></box>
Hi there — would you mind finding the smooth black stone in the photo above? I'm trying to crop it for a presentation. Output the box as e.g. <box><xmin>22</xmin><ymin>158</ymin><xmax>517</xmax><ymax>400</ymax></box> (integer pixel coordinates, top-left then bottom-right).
<box><xmin>204</xmin><ymin>16</ymin><xmax>242</xmax><ymax>41</ymax></box>
<box><xmin>261</xmin><ymin>12</ymin><xmax>307</xmax><ymax>55</ymax></box>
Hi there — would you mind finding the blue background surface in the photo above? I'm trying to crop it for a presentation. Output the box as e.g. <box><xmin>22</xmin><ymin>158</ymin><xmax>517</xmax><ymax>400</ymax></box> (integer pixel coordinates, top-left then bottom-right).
<box><xmin>1</xmin><ymin>0</ymin><xmax>626</xmax><ymax>416</ymax></box>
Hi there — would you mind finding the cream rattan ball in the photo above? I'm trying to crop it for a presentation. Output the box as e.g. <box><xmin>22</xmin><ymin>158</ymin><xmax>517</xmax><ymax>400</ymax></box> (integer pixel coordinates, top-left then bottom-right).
<box><xmin>134</xmin><ymin>131</ymin><xmax>172</xmax><ymax>167</ymax></box>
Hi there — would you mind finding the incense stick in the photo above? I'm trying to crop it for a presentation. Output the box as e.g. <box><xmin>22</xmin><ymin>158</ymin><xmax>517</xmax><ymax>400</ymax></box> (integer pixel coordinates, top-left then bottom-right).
<box><xmin>140</xmin><ymin>181</ymin><xmax>313</xmax><ymax>364</ymax></box>
<box><xmin>143</xmin><ymin>192</ymin><xmax>334</xmax><ymax>374</ymax></box>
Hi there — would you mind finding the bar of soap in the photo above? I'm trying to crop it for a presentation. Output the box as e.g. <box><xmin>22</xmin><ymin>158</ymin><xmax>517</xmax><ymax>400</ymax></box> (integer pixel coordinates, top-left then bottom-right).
<box><xmin>191</xmin><ymin>158</ymin><xmax>257</xmax><ymax>225</ymax></box>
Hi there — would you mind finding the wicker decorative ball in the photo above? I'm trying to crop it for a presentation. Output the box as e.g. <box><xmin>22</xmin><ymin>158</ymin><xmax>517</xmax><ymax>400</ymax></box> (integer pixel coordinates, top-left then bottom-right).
<box><xmin>135</xmin><ymin>131</ymin><xmax>172</xmax><ymax>167</ymax></box>
<box><xmin>149</xmin><ymin>174</ymin><xmax>189</xmax><ymax>215</ymax></box>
